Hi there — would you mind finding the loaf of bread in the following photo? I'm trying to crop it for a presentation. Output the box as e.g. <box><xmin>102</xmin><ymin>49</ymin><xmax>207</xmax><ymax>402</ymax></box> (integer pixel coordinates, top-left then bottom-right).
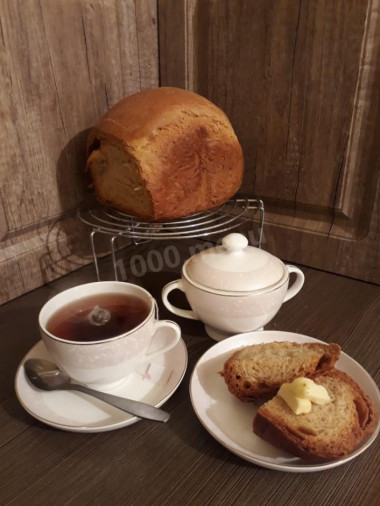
<box><xmin>223</xmin><ymin>341</ymin><xmax>340</xmax><ymax>401</ymax></box>
<box><xmin>253</xmin><ymin>369</ymin><xmax>377</xmax><ymax>462</ymax></box>
<box><xmin>86</xmin><ymin>87</ymin><xmax>244</xmax><ymax>221</ymax></box>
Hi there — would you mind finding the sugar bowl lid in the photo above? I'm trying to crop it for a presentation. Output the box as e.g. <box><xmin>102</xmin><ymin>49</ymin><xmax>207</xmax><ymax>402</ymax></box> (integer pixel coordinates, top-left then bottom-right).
<box><xmin>183</xmin><ymin>233</ymin><xmax>287</xmax><ymax>294</ymax></box>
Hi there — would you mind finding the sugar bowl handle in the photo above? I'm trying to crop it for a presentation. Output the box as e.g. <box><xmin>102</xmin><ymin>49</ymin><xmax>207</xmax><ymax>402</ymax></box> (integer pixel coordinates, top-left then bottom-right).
<box><xmin>283</xmin><ymin>265</ymin><xmax>305</xmax><ymax>302</ymax></box>
<box><xmin>161</xmin><ymin>280</ymin><xmax>199</xmax><ymax>320</ymax></box>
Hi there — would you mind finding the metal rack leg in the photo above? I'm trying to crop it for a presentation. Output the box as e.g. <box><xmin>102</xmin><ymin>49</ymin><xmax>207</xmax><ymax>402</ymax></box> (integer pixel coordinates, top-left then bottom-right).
<box><xmin>90</xmin><ymin>231</ymin><xmax>101</xmax><ymax>281</ymax></box>
<box><xmin>258</xmin><ymin>199</ymin><xmax>265</xmax><ymax>249</ymax></box>
<box><xmin>111</xmin><ymin>236</ymin><xmax>119</xmax><ymax>281</ymax></box>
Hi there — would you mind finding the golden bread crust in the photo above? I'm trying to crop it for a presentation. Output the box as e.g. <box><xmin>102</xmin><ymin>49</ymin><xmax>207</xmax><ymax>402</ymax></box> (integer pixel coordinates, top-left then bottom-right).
<box><xmin>87</xmin><ymin>87</ymin><xmax>244</xmax><ymax>221</ymax></box>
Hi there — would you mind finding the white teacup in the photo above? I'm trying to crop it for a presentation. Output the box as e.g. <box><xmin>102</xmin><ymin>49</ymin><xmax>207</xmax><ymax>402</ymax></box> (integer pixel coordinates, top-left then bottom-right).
<box><xmin>39</xmin><ymin>281</ymin><xmax>181</xmax><ymax>389</ymax></box>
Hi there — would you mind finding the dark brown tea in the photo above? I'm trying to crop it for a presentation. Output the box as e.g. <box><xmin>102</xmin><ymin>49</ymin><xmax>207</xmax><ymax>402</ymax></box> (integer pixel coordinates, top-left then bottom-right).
<box><xmin>47</xmin><ymin>293</ymin><xmax>151</xmax><ymax>342</ymax></box>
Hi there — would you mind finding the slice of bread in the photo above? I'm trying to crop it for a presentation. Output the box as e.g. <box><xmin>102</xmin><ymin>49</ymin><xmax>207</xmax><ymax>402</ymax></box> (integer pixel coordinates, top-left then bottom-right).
<box><xmin>253</xmin><ymin>369</ymin><xmax>377</xmax><ymax>462</ymax></box>
<box><xmin>223</xmin><ymin>341</ymin><xmax>341</xmax><ymax>402</ymax></box>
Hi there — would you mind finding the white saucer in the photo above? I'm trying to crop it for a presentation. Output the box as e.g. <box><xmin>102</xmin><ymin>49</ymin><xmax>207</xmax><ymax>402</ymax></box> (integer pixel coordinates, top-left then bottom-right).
<box><xmin>16</xmin><ymin>339</ymin><xmax>187</xmax><ymax>432</ymax></box>
<box><xmin>190</xmin><ymin>331</ymin><xmax>380</xmax><ymax>473</ymax></box>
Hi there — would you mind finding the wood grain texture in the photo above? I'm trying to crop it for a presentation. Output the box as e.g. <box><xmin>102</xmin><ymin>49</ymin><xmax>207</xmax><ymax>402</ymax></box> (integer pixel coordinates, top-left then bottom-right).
<box><xmin>159</xmin><ymin>0</ymin><xmax>380</xmax><ymax>283</ymax></box>
<box><xmin>0</xmin><ymin>245</ymin><xmax>379</xmax><ymax>505</ymax></box>
<box><xmin>158</xmin><ymin>0</ymin><xmax>187</xmax><ymax>88</ymax></box>
<box><xmin>0</xmin><ymin>0</ymin><xmax>159</xmax><ymax>304</ymax></box>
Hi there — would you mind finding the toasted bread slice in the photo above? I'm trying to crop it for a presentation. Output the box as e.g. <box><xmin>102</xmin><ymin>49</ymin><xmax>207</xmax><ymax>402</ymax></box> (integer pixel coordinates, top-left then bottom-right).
<box><xmin>253</xmin><ymin>369</ymin><xmax>377</xmax><ymax>462</ymax></box>
<box><xmin>223</xmin><ymin>341</ymin><xmax>340</xmax><ymax>402</ymax></box>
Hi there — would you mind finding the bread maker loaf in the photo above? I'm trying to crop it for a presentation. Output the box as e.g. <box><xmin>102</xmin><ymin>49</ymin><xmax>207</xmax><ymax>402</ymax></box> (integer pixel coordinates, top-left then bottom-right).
<box><xmin>86</xmin><ymin>87</ymin><xmax>244</xmax><ymax>221</ymax></box>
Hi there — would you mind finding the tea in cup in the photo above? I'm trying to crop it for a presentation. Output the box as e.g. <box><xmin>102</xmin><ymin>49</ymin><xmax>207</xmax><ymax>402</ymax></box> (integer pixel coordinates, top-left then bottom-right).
<box><xmin>39</xmin><ymin>281</ymin><xmax>181</xmax><ymax>389</ymax></box>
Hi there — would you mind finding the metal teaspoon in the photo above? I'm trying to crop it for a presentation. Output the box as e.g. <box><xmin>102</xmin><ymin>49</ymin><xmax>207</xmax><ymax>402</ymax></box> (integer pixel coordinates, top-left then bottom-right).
<box><xmin>24</xmin><ymin>358</ymin><xmax>170</xmax><ymax>422</ymax></box>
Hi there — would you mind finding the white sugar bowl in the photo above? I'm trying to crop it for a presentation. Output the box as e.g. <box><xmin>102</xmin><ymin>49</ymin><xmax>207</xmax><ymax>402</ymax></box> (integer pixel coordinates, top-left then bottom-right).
<box><xmin>162</xmin><ymin>233</ymin><xmax>304</xmax><ymax>341</ymax></box>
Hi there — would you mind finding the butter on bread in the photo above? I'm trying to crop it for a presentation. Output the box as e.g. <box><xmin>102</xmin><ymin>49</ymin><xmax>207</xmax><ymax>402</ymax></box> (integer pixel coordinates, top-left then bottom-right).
<box><xmin>290</xmin><ymin>377</ymin><xmax>331</xmax><ymax>405</ymax></box>
<box><xmin>87</xmin><ymin>87</ymin><xmax>244</xmax><ymax>222</ymax></box>
<box><xmin>253</xmin><ymin>369</ymin><xmax>377</xmax><ymax>462</ymax></box>
<box><xmin>222</xmin><ymin>341</ymin><xmax>340</xmax><ymax>402</ymax></box>
<box><xmin>277</xmin><ymin>377</ymin><xmax>331</xmax><ymax>415</ymax></box>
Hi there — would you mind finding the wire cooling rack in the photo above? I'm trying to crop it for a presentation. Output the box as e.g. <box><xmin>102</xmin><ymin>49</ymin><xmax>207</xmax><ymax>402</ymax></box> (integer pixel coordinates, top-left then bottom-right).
<box><xmin>78</xmin><ymin>196</ymin><xmax>264</xmax><ymax>280</ymax></box>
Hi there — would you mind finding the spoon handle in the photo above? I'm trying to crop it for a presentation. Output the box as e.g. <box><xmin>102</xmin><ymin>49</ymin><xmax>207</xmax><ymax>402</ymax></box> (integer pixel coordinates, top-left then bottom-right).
<box><xmin>65</xmin><ymin>383</ymin><xmax>170</xmax><ymax>422</ymax></box>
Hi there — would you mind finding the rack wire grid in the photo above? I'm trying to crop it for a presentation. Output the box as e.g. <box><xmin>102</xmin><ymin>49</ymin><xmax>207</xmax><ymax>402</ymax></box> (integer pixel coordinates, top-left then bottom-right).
<box><xmin>78</xmin><ymin>196</ymin><xmax>264</xmax><ymax>281</ymax></box>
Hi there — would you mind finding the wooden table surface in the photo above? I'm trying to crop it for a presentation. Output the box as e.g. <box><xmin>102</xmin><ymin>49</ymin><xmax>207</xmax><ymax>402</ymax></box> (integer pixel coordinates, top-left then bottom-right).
<box><xmin>0</xmin><ymin>240</ymin><xmax>379</xmax><ymax>506</ymax></box>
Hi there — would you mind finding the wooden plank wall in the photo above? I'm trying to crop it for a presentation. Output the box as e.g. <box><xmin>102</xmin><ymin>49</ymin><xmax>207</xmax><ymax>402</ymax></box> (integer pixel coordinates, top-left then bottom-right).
<box><xmin>159</xmin><ymin>0</ymin><xmax>380</xmax><ymax>283</ymax></box>
<box><xmin>1</xmin><ymin>0</ymin><xmax>379</xmax><ymax>305</ymax></box>
<box><xmin>0</xmin><ymin>0</ymin><xmax>159</xmax><ymax>304</ymax></box>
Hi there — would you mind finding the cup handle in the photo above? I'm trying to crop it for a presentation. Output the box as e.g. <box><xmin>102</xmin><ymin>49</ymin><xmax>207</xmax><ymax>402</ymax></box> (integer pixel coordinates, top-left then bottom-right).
<box><xmin>283</xmin><ymin>265</ymin><xmax>305</xmax><ymax>302</ymax></box>
<box><xmin>161</xmin><ymin>280</ymin><xmax>199</xmax><ymax>321</ymax></box>
<box><xmin>145</xmin><ymin>320</ymin><xmax>181</xmax><ymax>360</ymax></box>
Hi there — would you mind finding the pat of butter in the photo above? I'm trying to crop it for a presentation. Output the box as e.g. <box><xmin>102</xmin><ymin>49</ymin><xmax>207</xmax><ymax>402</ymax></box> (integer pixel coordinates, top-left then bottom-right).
<box><xmin>278</xmin><ymin>377</ymin><xmax>331</xmax><ymax>415</ymax></box>
<box><xmin>291</xmin><ymin>377</ymin><xmax>331</xmax><ymax>405</ymax></box>
<box><xmin>278</xmin><ymin>383</ymin><xmax>312</xmax><ymax>415</ymax></box>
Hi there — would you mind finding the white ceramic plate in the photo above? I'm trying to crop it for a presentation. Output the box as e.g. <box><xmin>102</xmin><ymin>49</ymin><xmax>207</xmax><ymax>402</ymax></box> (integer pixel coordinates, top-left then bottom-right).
<box><xmin>16</xmin><ymin>339</ymin><xmax>187</xmax><ymax>432</ymax></box>
<box><xmin>190</xmin><ymin>331</ymin><xmax>380</xmax><ymax>472</ymax></box>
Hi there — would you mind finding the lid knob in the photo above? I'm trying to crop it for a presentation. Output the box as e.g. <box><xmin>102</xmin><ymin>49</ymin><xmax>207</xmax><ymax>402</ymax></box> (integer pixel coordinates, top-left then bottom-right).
<box><xmin>222</xmin><ymin>233</ymin><xmax>248</xmax><ymax>252</ymax></box>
